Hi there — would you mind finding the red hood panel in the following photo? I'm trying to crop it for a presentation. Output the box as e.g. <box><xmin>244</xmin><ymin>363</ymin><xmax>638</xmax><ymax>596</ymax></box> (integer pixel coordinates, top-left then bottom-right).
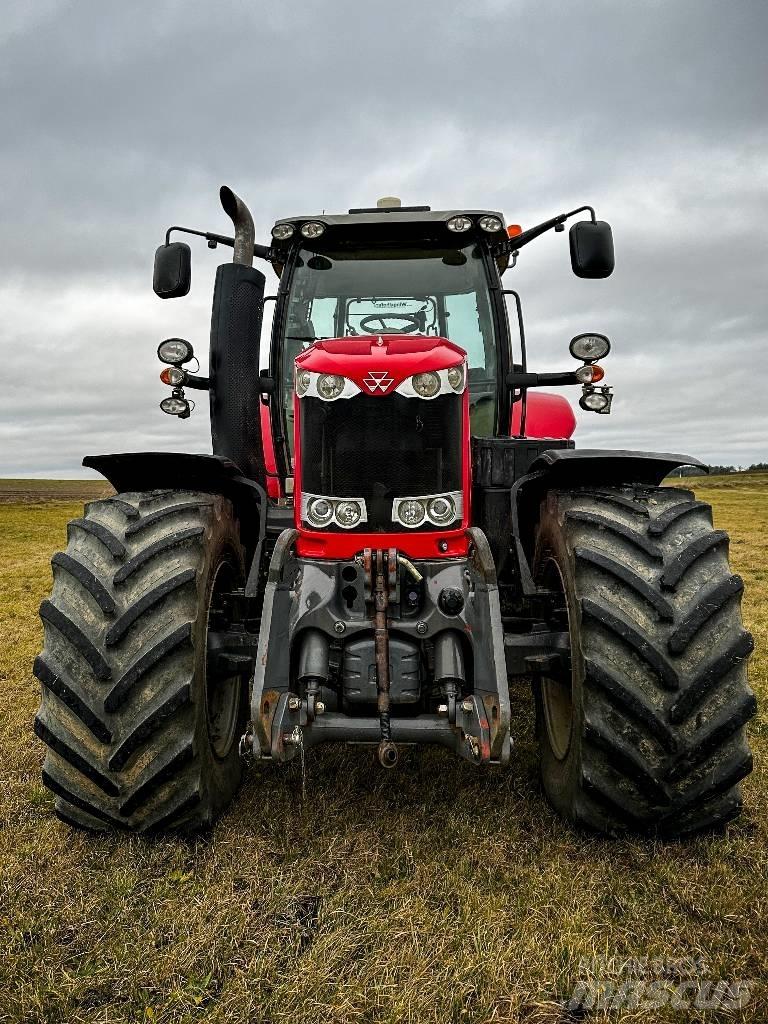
<box><xmin>296</xmin><ymin>334</ymin><xmax>465</xmax><ymax>393</ymax></box>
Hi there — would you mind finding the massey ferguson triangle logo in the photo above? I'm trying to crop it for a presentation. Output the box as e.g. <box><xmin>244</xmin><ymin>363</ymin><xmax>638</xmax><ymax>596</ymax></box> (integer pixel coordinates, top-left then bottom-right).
<box><xmin>363</xmin><ymin>371</ymin><xmax>394</xmax><ymax>393</ymax></box>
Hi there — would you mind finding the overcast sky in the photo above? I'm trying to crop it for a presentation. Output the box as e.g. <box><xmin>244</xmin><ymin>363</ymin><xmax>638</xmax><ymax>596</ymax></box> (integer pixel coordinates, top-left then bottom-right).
<box><xmin>1</xmin><ymin>0</ymin><xmax>766</xmax><ymax>476</ymax></box>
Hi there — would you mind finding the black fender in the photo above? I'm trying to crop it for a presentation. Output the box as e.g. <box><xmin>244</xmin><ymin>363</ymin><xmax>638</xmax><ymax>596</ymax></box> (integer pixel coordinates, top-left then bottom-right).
<box><xmin>510</xmin><ymin>448</ymin><xmax>707</xmax><ymax>596</ymax></box>
<box><xmin>82</xmin><ymin>452</ymin><xmax>266</xmax><ymax>559</ymax></box>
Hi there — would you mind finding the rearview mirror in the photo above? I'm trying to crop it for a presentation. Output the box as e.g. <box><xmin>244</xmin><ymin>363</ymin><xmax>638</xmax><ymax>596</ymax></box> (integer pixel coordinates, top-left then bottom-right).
<box><xmin>569</xmin><ymin>220</ymin><xmax>614</xmax><ymax>279</ymax></box>
<box><xmin>153</xmin><ymin>242</ymin><xmax>191</xmax><ymax>298</ymax></box>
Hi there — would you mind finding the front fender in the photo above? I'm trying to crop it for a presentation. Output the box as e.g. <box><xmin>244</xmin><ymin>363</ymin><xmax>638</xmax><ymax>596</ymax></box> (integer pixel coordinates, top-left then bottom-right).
<box><xmin>511</xmin><ymin>448</ymin><xmax>707</xmax><ymax>596</ymax></box>
<box><xmin>82</xmin><ymin>452</ymin><xmax>266</xmax><ymax>556</ymax></box>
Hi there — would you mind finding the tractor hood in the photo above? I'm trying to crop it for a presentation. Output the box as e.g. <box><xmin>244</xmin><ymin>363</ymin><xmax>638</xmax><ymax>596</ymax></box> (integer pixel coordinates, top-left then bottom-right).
<box><xmin>295</xmin><ymin>334</ymin><xmax>465</xmax><ymax>396</ymax></box>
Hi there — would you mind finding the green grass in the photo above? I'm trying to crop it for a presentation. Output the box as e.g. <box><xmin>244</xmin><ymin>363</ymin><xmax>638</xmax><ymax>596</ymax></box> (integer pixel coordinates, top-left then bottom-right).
<box><xmin>0</xmin><ymin>477</ymin><xmax>766</xmax><ymax>1023</ymax></box>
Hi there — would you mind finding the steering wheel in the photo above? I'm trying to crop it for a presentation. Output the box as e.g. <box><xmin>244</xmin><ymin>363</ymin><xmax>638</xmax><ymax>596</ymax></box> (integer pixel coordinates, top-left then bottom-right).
<box><xmin>358</xmin><ymin>313</ymin><xmax>422</xmax><ymax>335</ymax></box>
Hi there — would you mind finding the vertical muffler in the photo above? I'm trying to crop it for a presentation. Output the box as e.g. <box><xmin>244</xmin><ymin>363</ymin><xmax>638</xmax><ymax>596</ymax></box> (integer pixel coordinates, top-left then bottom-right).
<box><xmin>208</xmin><ymin>185</ymin><xmax>266</xmax><ymax>484</ymax></box>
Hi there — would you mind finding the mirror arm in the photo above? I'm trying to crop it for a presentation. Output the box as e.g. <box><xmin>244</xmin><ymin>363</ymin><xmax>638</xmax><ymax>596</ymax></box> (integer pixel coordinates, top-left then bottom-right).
<box><xmin>499</xmin><ymin>205</ymin><xmax>597</xmax><ymax>256</ymax></box>
<box><xmin>164</xmin><ymin>225</ymin><xmax>277</xmax><ymax>263</ymax></box>
<box><xmin>507</xmin><ymin>368</ymin><xmax>580</xmax><ymax>388</ymax></box>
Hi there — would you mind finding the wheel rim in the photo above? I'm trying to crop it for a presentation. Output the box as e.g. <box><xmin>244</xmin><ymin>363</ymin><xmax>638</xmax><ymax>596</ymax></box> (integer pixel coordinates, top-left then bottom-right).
<box><xmin>540</xmin><ymin>557</ymin><xmax>573</xmax><ymax>761</ymax></box>
<box><xmin>205</xmin><ymin>558</ymin><xmax>242</xmax><ymax>760</ymax></box>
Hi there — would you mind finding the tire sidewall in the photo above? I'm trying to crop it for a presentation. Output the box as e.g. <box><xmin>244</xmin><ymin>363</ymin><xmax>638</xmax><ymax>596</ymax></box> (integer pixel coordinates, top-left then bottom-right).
<box><xmin>533</xmin><ymin>492</ymin><xmax>588</xmax><ymax>823</ymax></box>
<box><xmin>191</xmin><ymin>500</ymin><xmax>246</xmax><ymax>821</ymax></box>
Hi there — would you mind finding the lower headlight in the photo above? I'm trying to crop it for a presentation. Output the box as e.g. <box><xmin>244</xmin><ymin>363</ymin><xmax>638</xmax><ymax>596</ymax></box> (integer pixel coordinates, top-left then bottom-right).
<box><xmin>295</xmin><ymin>369</ymin><xmax>311</xmax><ymax>396</ymax></box>
<box><xmin>334</xmin><ymin>500</ymin><xmax>363</xmax><ymax>527</ymax></box>
<box><xmin>427</xmin><ymin>495</ymin><xmax>455</xmax><ymax>524</ymax></box>
<box><xmin>411</xmin><ymin>372</ymin><xmax>441</xmax><ymax>398</ymax></box>
<box><xmin>397</xmin><ymin>499</ymin><xmax>427</xmax><ymax>527</ymax></box>
<box><xmin>307</xmin><ymin>497</ymin><xmax>333</xmax><ymax>526</ymax></box>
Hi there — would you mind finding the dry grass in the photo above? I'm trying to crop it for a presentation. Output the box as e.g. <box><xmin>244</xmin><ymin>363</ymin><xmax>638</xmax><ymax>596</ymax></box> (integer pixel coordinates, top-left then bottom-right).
<box><xmin>0</xmin><ymin>477</ymin><xmax>765</xmax><ymax>1023</ymax></box>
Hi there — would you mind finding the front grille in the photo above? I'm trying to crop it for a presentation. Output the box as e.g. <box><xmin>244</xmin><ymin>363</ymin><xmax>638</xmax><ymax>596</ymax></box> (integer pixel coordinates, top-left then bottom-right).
<box><xmin>299</xmin><ymin>392</ymin><xmax>463</xmax><ymax>532</ymax></box>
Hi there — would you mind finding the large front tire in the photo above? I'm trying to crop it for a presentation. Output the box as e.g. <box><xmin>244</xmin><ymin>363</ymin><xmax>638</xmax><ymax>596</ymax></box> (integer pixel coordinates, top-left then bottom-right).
<box><xmin>34</xmin><ymin>490</ymin><xmax>247</xmax><ymax>832</ymax></box>
<box><xmin>533</xmin><ymin>484</ymin><xmax>756</xmax><ymax>837</ymax></box>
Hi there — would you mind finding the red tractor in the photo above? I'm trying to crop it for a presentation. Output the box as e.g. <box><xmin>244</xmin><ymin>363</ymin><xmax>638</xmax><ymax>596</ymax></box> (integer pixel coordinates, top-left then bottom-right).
<box><xmin>34</xmin><ymin>188</ymin><xmax>755</xmax><ymax>836</ymax></box>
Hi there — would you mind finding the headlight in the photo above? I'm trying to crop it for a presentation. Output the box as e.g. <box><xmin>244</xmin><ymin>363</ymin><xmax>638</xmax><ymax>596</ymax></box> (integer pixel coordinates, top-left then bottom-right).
<box><xmin>157</xmin><ymin>338</ymin><xmax>194</xmax><ymax>365</ymax></box>
<box><xmin>446</xmin><ymin>364</ymin><xmax>466</xmax><ymax>392</ymax></box>
<box><xmin>300</xmin><ymin>221</ymin><xmax>326</xmax><ymax>239</ymax></box>
<box><xmin>478</xmin><ymin>215</ymin><xmax>503</xmax><ymax>233</ymax></box>
<box><xmin>272</xmin><ymin>223</ymin><xmax>295</xmax><ymax>240</ymax></box>
<box><xmin>393</xmin><ymin>491</ymin><xmax>463</xmax><ymax>528</ymax></box>
<box><xmin>427</xmin><ymin>495</ymin><xmax>455</xmax><ymax>524</ymax></box>
<box><xmin>447</xmin><ymin>215</ymin><xmax>473</xmax><ymax>233</ymax></box>
<box><xmin>397</xmin><ymin>499</ymin><xmax>427</xmax><ymax>527</ymax></box>
<box><xmin>307</xmin><ymin>497</ymin><xmax>333</xmax><ymax>526</ymax></box>
<box><xmin>569</xmin><ymin>332</ymin><xmax>611</xmax><ymax>362</ymax></box>
<box><xmin>411</xmin><ymin>372</ymin><xmax>441</xmax><ymax>398</ymax></box>
<box><xmin>334</xmin><ymin>500</ymin><xmax>363</xmax><ymax>528</ymax></box>
<box><xmin>301</xmin><ymin>493</ymin><xmax>367</xmax><ymax>529</ymax></box>
<box><xmin>160</xmin><ymin>395</ymin><xmax>190</xmax><ymax>416</ymax></box>
<box><xmin>295</xmin><ymin>369</ymin><xmax>311</xmax><ymax>396</ymax></box>
<box><xmin>317</xmin><ymin>374</ymin><xmax>345</xmax><ymax>400</ymax></box>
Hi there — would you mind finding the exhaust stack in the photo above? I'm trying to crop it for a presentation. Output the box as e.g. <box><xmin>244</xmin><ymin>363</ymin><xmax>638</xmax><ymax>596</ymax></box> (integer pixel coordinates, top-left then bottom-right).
<box><xmin>219</xmin><ymin>186</ymin><xmax>255</xmax><ymax>267</ymax></box>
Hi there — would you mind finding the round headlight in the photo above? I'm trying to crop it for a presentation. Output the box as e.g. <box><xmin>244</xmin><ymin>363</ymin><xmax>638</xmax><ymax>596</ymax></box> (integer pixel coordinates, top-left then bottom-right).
<box><xmin>317</xmin><ymin>374</ymin><xmax>345</xmax><ymax>400</ymax></box>
<box><xmin>157</xmin><ymin>338</ymin><xmax>194</xmax><ymax>365</ymax></box>
<box><xmin>307</xmin><ymin>497</ymin><xmax>333</xmax><ymax>526</ymax></box>
<box><xmin>447</xmin><ymin>216</ymin><xmax>473</xmax><ymax>233</ymax></box>
<box><xmin>446</xmin><ymin>364</ymin><xmax>465</xmax><ymax>392</ymax></box>
<box><xmin>300</xmin><ymin>221</ymin><xmax>326</xmax><ymax>239</ymax></box>
<box><xmin>272</xmin><ymin>223</ymin><xmax>295</xmax><ymax>241</ymax></box>
<box><xmin>428</xmin><ymin>495</ymin><xmax>456</xmax><ymax>524</ymax></box>
<box><xmin>160</xmin><ymin>366</ymin><xmax>186</xmax><ymax>386</ymax></box>
<box><xmin>335</xmin><ymin>500</ymin><xmax>362</xmax><ymax>527</ymax></box>
<box><xmin>479</xmin><ymin>215</ymin><xmax>503</xmax><ymax>233</ymax></box>
<box><xmin>579</xmin><ymin>389</ymin><xmax>610</xmax><ymax>412</ymax></box>
<box><xmin>160</xmin><ymin>395</ymin><xmax>190</xmax><ymax>416</ymax></box>
<box><xmin>295</xmin><ymin>369</ymin><xmax>311</xmax><ymax>396</ymax></box>
<box><xmin>412</xmin><ymin>371</ymin><xmax>441</xmax><ymax>398</ymax></box>
<box><xmin>397</xmin><ymin>500</ymin><xmax>426</xmax><ymax>527</ymax></box>
<box><xmin>569</xmin><ymin>333</ymin><xmax>611</xmax><ymax>362</ymax></box>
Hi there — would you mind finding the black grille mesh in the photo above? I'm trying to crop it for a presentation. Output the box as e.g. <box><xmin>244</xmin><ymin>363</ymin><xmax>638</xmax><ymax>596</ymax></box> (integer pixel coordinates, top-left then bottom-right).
<box><xmin>300</xmin><ymin>392</ymin><xmax>463</xmax><ymax>532</ymax></box>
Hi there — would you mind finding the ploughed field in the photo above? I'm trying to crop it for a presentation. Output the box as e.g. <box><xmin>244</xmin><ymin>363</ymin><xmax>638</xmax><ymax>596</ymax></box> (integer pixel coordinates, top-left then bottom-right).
<box><xmin>1</xmin><ymin>475</ymin><xmax>765</xmax><ymax>1023</ymax></box>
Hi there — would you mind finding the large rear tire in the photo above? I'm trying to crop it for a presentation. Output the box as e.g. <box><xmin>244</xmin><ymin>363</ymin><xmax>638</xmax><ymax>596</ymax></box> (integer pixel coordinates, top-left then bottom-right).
<box><xmin>533</xmin><ymin>484</ymin><xmax>755</xmax><ymax>837</ymax></box>
<box><xmin>34</xmin><ymin>490</ymin><xmax>247</xmax><ymax>832</ymax></box>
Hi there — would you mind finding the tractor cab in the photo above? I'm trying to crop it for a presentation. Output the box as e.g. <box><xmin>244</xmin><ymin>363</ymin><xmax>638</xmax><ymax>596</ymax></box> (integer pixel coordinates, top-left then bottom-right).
<box><xmin>267</xmin><ymin>203</ymin><xmax>514</xmax><ymax>479</ymax></box>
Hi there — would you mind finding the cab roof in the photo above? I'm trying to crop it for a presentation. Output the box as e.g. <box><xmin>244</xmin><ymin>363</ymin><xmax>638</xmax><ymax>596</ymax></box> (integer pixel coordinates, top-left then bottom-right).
<box><xmin>270</xmin><ymin>208</ymin><xmax>508</xmax><ymax>250</ymax></box>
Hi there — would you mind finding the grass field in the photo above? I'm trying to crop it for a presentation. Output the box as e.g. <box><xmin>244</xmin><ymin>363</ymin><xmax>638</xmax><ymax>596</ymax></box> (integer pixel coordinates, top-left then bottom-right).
<box><xmin>1</xmin><ymin>476</ymin><xmax>765</xmax><ymax>1023</ymax></box>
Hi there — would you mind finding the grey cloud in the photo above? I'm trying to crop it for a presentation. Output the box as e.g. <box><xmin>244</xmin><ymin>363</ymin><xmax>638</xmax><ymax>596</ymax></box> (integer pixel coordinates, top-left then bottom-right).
<box><xmin>1</xmin><ymin>0</ymin><xmax>766</xmax><ymax>475</ymax></box>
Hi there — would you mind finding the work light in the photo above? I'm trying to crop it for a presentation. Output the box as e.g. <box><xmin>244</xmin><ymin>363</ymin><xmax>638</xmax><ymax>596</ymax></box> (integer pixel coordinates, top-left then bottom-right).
<box><xmin>272</xmin><ymin>223</ymin><xmax>295</xmax><ymax>240</ymax></box>
<box><xmin>300</xmin><ymin>221</ymin><xmax>325</xmax><ymax>239</ymax></box>
<box><xmin>157</xmin><ymin>338</ymin><xmax>194</xmax><ymax>365</ymax></box>
<box><xmin>160</xmin><ymin>394</ymin><xmax>190</xmax><ymax>417</ymax></box>
<box><xmin>479</xmin><ymin>215</ymin><xmax>503</xmax><ymax>233</ymax></box>
<box><xmin>569</xmin><ymin>333</ymin><xmax>611</xmax><ymax>362</ymax></box>
<box><xmin>447</xmin><ymin>216</ymin><xmax>472</xmax><ymax>232</ymax></box>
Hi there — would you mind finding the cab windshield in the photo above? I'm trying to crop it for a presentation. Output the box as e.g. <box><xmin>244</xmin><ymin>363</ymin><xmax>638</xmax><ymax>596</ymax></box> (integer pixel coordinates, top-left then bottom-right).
<box><xmin>281</xmin><ymin>242</ymin><xmax>499</xmax><ymax>455</ymax></box>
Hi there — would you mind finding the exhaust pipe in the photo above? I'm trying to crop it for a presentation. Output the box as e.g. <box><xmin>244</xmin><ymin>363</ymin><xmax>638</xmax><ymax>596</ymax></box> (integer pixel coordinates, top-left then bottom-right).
<box><xmin>219</xmin><ymin>186</ymin><xmax>255</xmax><ymax>267</ymax></box>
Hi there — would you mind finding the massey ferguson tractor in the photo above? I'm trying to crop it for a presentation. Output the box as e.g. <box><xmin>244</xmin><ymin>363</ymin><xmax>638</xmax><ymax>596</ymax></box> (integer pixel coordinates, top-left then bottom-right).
<box><xmin>34</xmin><ymin>187</ymin><xmax>756</xmax><ymax>836</ymax></box>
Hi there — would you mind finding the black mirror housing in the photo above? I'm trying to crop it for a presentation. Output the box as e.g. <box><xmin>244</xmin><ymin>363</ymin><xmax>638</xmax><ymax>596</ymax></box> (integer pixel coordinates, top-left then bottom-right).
<box><xmin>569</xmin><ymin>220</ymin><xmax>614</xmax><ymax>279</ymax></box>
<box><xmin>153</xmin><ymin>242</ymin><xmax>191</xmax><ymax>298</ymax></box>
